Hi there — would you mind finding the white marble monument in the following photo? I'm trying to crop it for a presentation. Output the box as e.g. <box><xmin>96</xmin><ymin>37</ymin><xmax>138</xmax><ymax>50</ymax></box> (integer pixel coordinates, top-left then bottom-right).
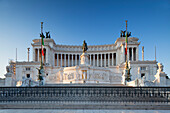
<box><xmin>0</xmin><ymin>27</ymin><xmax>170</xmax><ymax>87</ymax></box>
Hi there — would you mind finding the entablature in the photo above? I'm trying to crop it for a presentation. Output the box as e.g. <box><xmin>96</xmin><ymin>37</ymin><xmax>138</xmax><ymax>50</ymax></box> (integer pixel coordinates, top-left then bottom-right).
<box><xmin>32</xmin><ymin>36</ymin><xmax>140</xmax><ymax>53</ymax></box>
<box><xmin>130</xmin><ymin>60</ymin><xmax>157</xmax><ymax>65</ymax></box>
<box><xmin>54</xmin><ymin>50</ymin><xmax>117</xmax><ymax>54</ymax></box>
<box><xmin>16</xmin><ymin>61</ymin><xmax>40</xmax><ymax>66</ymax></box>
<box><xmin>54</xmin><ymin>44</ymin><xmax>117</xmax><ymax>52</ymax></box>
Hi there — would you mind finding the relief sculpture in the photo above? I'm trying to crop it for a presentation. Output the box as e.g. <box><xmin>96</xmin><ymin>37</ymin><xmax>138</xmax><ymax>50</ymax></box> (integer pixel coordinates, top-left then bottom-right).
<box><xmin>93</xmin><ymin>73</ymin><xmax>108</xmax><ymax>81</ymax></box>
<box><xmin>68</xmin><ymin>73</ymin><xmax>74</xmax><ymax>80</ymax></box>
<box><xmin>48</xmin><ymin>74</ymin><xmax>60</xmax><ymax>82</ymax></box>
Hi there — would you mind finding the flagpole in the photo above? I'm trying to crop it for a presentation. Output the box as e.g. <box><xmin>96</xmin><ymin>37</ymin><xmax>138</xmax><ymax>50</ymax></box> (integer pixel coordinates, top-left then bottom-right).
<box><xmin>155</xmin><ymin>46</ymin><xmax>156</xmax><ymax>61</ymax></box>
<box><xmin>41</xmin><ymin>22</ymin><xmax>43</xmax><ymax>68</ymax></box>
<box><xmin>16</xmin><ymin>48</ymin><xmax>17</xmax><ymax>62</ymax></box>
<box><xmin>124</xmin><ymin>20</ymin><xmax>131</xmax><ymax>82</ymax></box>
<box><xmin>125</xmin><ymin>20</ymin><xmax>128</xmax><ymax>69</ymax></box>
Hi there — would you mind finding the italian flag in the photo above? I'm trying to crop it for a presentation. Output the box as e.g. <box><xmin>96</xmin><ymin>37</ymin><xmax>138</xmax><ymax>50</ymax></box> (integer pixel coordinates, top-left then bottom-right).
<box><xmin>125</xmin><ymin>33</ymin><xmax>128</xmax><ymax>55</ymax></box>
<box><xmin>41</xmin><ymin>34</ymin><xmax>44</xmax><ymax>56</ymax></box>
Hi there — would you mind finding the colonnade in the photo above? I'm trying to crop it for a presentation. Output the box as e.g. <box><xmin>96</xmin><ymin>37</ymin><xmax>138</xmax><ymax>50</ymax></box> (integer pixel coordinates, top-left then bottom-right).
<box><xmin>54</xmin><ymin>54</ymin><xmax>80</xmax><ymax>67</ymax></box>
<box><xmin>129</xmin><ymin>47</ymin><xmax>136</xmax><ymax>61</ymax></box>
<box><xmin>34</xmin><ymin>47</ymin><xmax>137</xmax><ymax>67</ymax></box>
<box><xmin>35</xmin><ymin>48</ymin><xmax>46</xmax><ymax>62</ymax></box>
<box><xmin>125</xmin><ymin>47</ymin><xmax>137</xmax><ymax>62</ymax></box>
<box><xmin>54</xmin><ymin>53</ymin><xmax>116</xmax><ymax>67</ymax></box>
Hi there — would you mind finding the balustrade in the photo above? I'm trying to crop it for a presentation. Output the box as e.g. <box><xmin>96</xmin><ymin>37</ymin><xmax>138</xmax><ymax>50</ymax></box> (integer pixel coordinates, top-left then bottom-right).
<box><xmin>0</xmin><ymin>87</ymin><xmax>169</xmax><ymax>103</ymax></box>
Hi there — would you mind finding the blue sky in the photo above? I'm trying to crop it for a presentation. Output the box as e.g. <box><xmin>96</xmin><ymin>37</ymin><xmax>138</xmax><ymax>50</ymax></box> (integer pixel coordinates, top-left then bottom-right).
<box><xmin>0</xmin><ymin>0</ymin><xmax>170</xmax><ymax>78</ymax></box>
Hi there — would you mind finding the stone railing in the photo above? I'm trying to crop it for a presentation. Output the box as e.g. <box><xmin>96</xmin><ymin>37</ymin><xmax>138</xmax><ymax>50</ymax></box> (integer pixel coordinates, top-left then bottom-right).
<box><xmin>0</xmin><ymin>86</ymin><xmax>169</xmax><ymax>103</ymax></box>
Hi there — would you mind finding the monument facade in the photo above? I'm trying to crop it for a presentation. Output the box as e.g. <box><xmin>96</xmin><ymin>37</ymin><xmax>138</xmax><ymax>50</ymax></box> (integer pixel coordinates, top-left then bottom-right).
<box><xmin>0</xmin><ymin>24</ymin><xmax>170</xmax><ymax>87</ymax></box>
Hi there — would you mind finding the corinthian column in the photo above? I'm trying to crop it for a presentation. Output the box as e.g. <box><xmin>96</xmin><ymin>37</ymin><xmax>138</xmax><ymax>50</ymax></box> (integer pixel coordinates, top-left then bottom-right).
<box><xmin>136</xmin><ymin>47</ymin><xmax>139</xmax><ymax>61</ymax></box>
<box><xmin>108</xmin><ymin>53</ymin><xmax>110</xmax><ymax>67</ymax></box>
<box><xmin>72</xmin><ymin>54</ymin><xmax>73</xmax><ymax>66</ymax></box>
<box><xmin>93</xmin><ymin>54</ymin><xmax>95</xmax><ymax>66</ymax></box>
<box><xmin>104</xmin><ymin>54</ymin><xmax>106</xmax><ymax>67</ymax></box>
<box><xmin>61</xmin><ymin>54</ymin><xmax>62</xmax><ymax>67</ymax></box>
<box><xmin>75</xmin><ymin>54</ymin><xmax>77</xmax><ymax>65</ymax></box>
<box><xmin>37</xmin><ymin>49</ymin><xmax>39</xmax><ymax>61</ymax></box>
<box><xmin>79</xmin><ymin>54</ymin><xmax>80</xmax><ymax>65</ymax></box>
<box><xmin>64</xmin><ymin>54</ymin><xmax>66</xmax><ymax>67</ymax></box>
<box><xmin>132</xmin><ymin>48</ymin><xmax>134</xmax><ymax>61</ymax></box>
<box><xmin>68</xmin><ymin>54</ymin><xmax>70</xmax><ymax>66</ymax></box>
<box><xmin>33</xmin><ymin>48</ymin><xmax>35</xmax><ymax>61</ymax></box>
<box><xmin>53</xmin><ymin>53</ymin><xmax>55</xmax><ymax>66</ymax></box>
<box><xmin>112</xmin><ymin>53</ymin><xmax>114</xmax><ymax>66</ymax></box>
<box><xmin>101</xmin><ymin>54</ymin><xmax>102</xmax><ymax>67</ymax></box>
<box><xmin>97</xmin><ymin>54</ymin><xmax>99</xmax><ymax>67</ymax></box>
<box><xmin>57</xmin><ymin>54</ymin><xmax>59</xmax><ymax>66</ymax></box>
<box><xmin>90</xmin><ymin>54</ymin><xmax>91</xmax><ymax>65</ymax></box>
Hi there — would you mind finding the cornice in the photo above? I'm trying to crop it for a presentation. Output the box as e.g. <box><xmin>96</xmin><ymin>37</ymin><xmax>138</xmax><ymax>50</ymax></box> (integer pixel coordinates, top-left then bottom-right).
<box><xmin>129</xmin><ymin>60</ymin><xmax>157</xmax><ymax>64</ymax></box>
<box><xmin>122</xmin><ymin>42</ymin><xmax>141</xmax><ymax>46</ymax></box>
<box><xmin>54</xmin><ymin>50</ymin><xmax>117</xmax><ymax>54</ymax></box>
<box><xmin>16</xmin><ymin>61</ymin><xmax>41</xmax><ymax>65</ymax></box>
<box><xmin>55</xmin><ymin>44</ymin><xmax>116</xmax><ymax>48</ymax></box>
<box><xmin>32</xmin><ymin>38</ymin><xmax>116</xmax><ymax>48</ymax></box>
<box><xmin>32</xmin><ymin>37</ymin><xmax>140</xmax><ymax>52</ymax></box>
<box><xmin>32</xmin><ymin>38</ymin><xmax>56</xmax><ymax>46</ymax></box>
<box><xmin>115</xmin><ymin>37</ymin><xmax>139</xmax><ymax>43</ymax></box>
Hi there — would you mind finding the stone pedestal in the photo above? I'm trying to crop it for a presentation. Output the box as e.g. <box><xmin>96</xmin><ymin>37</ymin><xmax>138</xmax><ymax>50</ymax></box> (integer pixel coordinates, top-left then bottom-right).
<box><xmin>80</xmin><ymin>52</ymin><xmax>89</xmax><ymax>66</ymax></box>
<box><xmin>37</xmin><ymin>68</ymin><xmax>46</xmax><ymax>86</ymax></box>
<box><xmin>122</xmin><ymin>67</ymin><xmax>131</xmax><ymax>85</ymax></box>
<box><xmin>4</xmin><ymin>73</ymin><xmax>12</xmax><ymax>86</ymax></box>
<box><xmin>80</xmin><ymin>52</ymin><xmax>89</xmax><ymax>83</ymax></box>
<box><xmin>155</xmin><ymin>63</ymin><xmax>167</xmax><ymax>86</ymax></box>
<box><xmin>122</xmin><ymin>69</ymin><xmax>126</xmax><ymax>84</ymax></box>
<box><xmin>40</xmin><ymin>70</ymin><xmax>46</xmax><ymax>86</ymax></box>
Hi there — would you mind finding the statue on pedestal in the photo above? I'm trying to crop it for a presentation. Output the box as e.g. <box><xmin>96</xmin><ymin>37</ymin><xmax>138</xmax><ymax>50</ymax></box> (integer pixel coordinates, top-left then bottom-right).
<box><xmin>36</xmin><ymin>66</ymin><xmax>46</xmax><ymax>86</ymax></box>
<box><xmin>82</xmin><ymin>40</ymin><xmax>88</xmax><ymax>53</ymax></box>
<box><xmin>125</xmin><ymin>68</ymin><xmax>131</xmax><ymax>82</ymax></box>
<box><xmin>80</xmin><ymin>40</ymin><xmax>89</xmax><ymax>66</ymax></box>
<box><xmin>158</xmin><ymin>63</ymin><xmax>163</xmax><ymax>72</ymax></box>
<box><xmin>21</xmin><ymin>76</ymin><xmax>39</xmax><ymax>87</ymax></box>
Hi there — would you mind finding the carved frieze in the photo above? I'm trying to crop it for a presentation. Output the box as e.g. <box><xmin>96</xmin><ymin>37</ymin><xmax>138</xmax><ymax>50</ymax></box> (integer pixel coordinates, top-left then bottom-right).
<box><xmin>110</xmin><ymin>76</ymin><xmax>122</xmax><ymax>82</ymax></box>
<box><xmin>47</xmin><ymin>74</ymin><xmax>60</xmax><ymax>82</ymax></box>
<box><xmin>63</xmin><ymin>73</ymin><xmax>75</xmax><ymax>80</ymax></box>
<box><xmin>91</xmin><ymin>72</ymin><xmax>108</xmax><ymax>81</ymax></box>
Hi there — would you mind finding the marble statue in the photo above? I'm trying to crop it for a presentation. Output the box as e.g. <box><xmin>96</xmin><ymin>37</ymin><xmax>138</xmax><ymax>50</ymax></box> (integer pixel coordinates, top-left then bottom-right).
<box><xmin>6</xmin><ymin>66</ymin><xmax>12</xmax><ymax>73</ymax></box>
<box><xmin>158</xmin><ymin>63</ymin><xmax>163</xmax><ymax>72</ymax></box>
<box><xmin>21</xmin><ymin>76</ymin><xmax>39</xmax><ymax>87</ymax></box>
